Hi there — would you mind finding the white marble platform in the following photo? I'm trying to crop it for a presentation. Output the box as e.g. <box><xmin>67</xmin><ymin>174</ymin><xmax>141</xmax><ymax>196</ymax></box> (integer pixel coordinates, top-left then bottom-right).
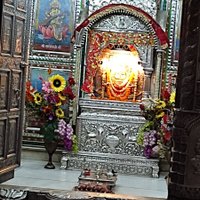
<box><xmin>1</xmin><ymin>159</ymin><xmax>168</xmax><ymax>199</ymax></box>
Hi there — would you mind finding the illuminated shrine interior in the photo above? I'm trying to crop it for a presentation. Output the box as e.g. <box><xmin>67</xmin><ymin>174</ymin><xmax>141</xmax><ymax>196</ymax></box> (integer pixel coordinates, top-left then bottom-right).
<box><xmin>93</xmin><ymin>46</ymin><xmax>144</xmax><ymax>101</ymax></box>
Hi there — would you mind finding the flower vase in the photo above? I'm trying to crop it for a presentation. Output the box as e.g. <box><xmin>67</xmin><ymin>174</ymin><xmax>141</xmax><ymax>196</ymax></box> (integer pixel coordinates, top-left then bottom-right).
<box><xmin>165</xmin><ymin>150</ymin><xmax>171</xmax><ymax>164</ymax></box>
<box><xmin>44</xmin><ymin>139</ymin><xmax>58</xmax><ymax>169</ymax></box>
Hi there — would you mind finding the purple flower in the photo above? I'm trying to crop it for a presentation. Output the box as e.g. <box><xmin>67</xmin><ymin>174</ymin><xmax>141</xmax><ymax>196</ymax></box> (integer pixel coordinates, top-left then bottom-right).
<box><xmin>143</xmin><ymin>130</ymin><xmax>160</xmax><ymax>158</ymax></box>
<box><xmin>47</xmin><ymin>94</ymin><xmax>57</xmax><ymax>104</ymax></box>
<box><xmin>144</xmin><ymin>146</ymin><xmax>152</xmax><ymax>158</ymax></box>
<box><xmin>144</xmin><ymin>130</ymin><xmax>157</xmax><ymax>147</ymax></box>
<box><xmin>48</xmin><ymin>114</ymin><xmax>54</xmax><ymax>121</ymax></box>
<box><xmin>58</xmin><ymin>119</ymin><xmax>74</xmax><ymax>151</ymax></box>
<box><xmin>42</xmin><ymin>81</ymin><xmax>53</xmax><ymax>93</ymax></box>
<box><xmin>58</xmin><ymin>119</ymin><xmax>66</xmax><ymax>136</ymax></box>
<box><xmin>64</xmin><ymin>139</ymin><xmax>73</xmax><ymax>151</ymax></box>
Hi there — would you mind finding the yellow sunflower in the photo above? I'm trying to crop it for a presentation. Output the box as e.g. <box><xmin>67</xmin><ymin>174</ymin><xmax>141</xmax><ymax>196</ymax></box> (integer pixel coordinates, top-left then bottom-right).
<box><xmin>56</xmin><ymin>101</ymin><xmax>62</xmax><ymax>106</ymax></box>
<box><xmin>170</xmin><ymin>91</ymin><xmax>176</xmax><ymax>104</ymax></box>
<box><xmin>49</xmin><ymin>74</ymin><xmax>66</xmax><ymax>92</ymax></box>
<box><xmin>34</xmin><ymin>93</ymin><xmax>42</xmax><ymax>105</ymax></box>
<box><xmin>156</xmin><ymin>100</ymin><xmax>166</xmax><ymax>109</ymax></box>
<box><xmin>156</xmin><ymin>111</ymin><xmax>165</xmax><ymax>119</ymax></box>
<box><xmin>55</xmin><ymin>108</ymin><xmax>64</xmax><ymax>118</ymax></box>
<box><xmin>58</xmin><ymin>93</ymin><xmax>66</xmax><ymax>101</ymax></box>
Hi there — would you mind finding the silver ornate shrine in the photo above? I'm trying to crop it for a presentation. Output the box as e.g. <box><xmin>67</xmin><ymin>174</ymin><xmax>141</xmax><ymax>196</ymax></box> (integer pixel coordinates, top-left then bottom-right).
<box><xmin>61</xmin><ymin>0</ymin><xmax>169</xmax><ymax>177</ymax></box>
<box><xmin>62</xmin><ymin>99</ymin><xmax>159</xmax><ymax>177</ymax></box>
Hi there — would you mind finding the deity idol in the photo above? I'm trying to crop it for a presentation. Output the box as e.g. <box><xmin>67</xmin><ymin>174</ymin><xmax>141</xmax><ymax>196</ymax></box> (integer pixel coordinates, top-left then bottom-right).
<box><xmin>93</xmin><ymin>49</ymin><xmax>144</xmax><ymax>102</ymax></box>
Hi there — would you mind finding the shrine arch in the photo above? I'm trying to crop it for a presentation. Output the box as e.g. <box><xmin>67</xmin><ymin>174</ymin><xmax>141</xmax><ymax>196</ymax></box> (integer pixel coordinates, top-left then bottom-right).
<box><xmin>73</xmin><ymin>3</ymin><xmax>168</xmax><ymax>49</ymax></box>
<box><xmin>73</xmin><ymin>3</ymin><xmax>168</xmax><ymax>101</ymax></box>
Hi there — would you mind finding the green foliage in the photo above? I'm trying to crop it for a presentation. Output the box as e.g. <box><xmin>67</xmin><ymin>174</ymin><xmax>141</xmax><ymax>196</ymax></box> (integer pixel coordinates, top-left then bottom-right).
<box><xmin>72</xmin><ymin>135</ymin><xmax>78</xmax><ymax>153</ymax></box>
<box><xmin>137</xmin><ymin>121</ymin><xmax>154</xmax><ymax>146</ymax></box>
<box><xmin>41</xmin><ymin>121</ymin><xmax>59</xmax><ymax>141</ymax></box>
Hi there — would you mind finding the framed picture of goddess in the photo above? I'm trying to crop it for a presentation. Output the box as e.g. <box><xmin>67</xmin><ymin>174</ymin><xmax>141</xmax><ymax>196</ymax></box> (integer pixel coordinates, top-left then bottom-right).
<box><xmin>32</xmin><ymin>0</ymin><xmax>75</xmax><ymax>54</ymax></box>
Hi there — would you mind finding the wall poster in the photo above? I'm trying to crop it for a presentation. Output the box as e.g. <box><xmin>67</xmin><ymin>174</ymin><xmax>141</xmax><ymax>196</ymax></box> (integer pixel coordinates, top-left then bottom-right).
<box><xmin>32</xmin><ymin>0</ymin><xmax>75</xmax><ymax>54</ymax></box>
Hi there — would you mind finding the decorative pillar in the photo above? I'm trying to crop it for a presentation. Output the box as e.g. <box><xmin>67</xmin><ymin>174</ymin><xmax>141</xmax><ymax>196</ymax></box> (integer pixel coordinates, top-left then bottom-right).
<box><xmin>165</xmin><ymin>0</ymin><xmax>179</xmax><ymax>91</ymax></box>
<box><xmin>157</xmin><ymin>0</ymin><xmax>168</xmax><ymax>31</ymax></box>
<box><xmin>143</xmin><ymin>67</ymin><xmax>153</xmax><ymax>98</ymax></box>
<box><xmin>72</xmin><ymin>27</ymin><xmax>89</xmax><ymax>124</ymax></box>
<box><xmin>153</xmin><ymin>49</ymin><xmax>164</xmax><ymax>99</ymax></box>
<box><xmin>72</xmin><ymin>44</ymin><xmax>82</xmax><ymax>125</ymax></box>
<box><xmin>168</xmin><ymin>0</ymin><xmax>200</xmax><ymax>199</ymax></box>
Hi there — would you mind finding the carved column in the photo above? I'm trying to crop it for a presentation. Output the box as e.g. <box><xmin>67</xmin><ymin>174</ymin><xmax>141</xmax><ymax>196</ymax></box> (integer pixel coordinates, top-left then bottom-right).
<box><xmin>153</xmin><ymin>50</ymin><xmax>164</xmax><ymax>99</ymax></box>
<box><xmin>143</xmin><ymin>67</ymin><xmax>153</xmax><ymax>98</ymax></box>
<box><xmin>168</xmin><ymin>0</ymin><xmax>200</xmax><ymax>199</ymax></box>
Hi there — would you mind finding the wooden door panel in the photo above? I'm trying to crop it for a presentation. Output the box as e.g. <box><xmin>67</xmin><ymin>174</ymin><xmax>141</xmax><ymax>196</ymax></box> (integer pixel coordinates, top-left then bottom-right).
<box><xmin>0</xmin><ymin>153</ymin><xmax>17</xmax><ymax>169</ymax></box>
<box><xmin>0</xmin><ymin>119</ymin><xmax>6</xmax><ymax>157</ymax></box>
<box><xmin>8</xmin><ymin>117</ymin><xmax>19</xmax><ymax>155</ymax></box>
<box><xmin>17</xmin><ymin>0</ymin><xmax>26</xmax><ymax>11</ymax></box>
<box><xmin>0</xmin><ymin>116</ymin><xmax>18</xmax><ymax>182</ymax></box>
<box><xmin>1</xmin><ymin>14</ymin><xmax>13</xmax><ymax>54</ymax></box>
<box><xmin>11</xmin><ymin>69</ymin><xmax>22</xmax><ymax>109</ymax></box>
<box><xmin>0</xmin><ymin>69</ymin><xmax>10</xmax><ymax>110</ymax></box>
<box><xmin>0</xmin><ymin>0</ymin><xmax>30</xmax><ymax>182</ymax></box>
<box><xmin>14</xmin><ymin>18</ymin><xmax>24</xmax><ymax>56</ymax></box>
<box><xmin>0</xmin><ymin>65</ymin><xmax>21</xmax><ymax>182</ymax></box>
<box><xmin>5</xmin><ymin>0</ymin><xmax>14</xmax><ymax>7</ymax></box>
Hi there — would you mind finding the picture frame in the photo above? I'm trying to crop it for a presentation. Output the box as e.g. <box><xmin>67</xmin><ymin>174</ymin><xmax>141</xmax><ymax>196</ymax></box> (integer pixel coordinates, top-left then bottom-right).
<box><xmin>32</xmin><ymin>0</ymin><xmax>75</xmax><ymax>54</ymax></box>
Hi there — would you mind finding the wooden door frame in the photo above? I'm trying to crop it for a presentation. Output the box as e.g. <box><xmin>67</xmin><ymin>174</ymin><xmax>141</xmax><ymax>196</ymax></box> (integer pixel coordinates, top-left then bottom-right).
<box><xmin>0</xmin><ymin>0</ymin><xmax>3</xmax><ymax>41</ymax></box>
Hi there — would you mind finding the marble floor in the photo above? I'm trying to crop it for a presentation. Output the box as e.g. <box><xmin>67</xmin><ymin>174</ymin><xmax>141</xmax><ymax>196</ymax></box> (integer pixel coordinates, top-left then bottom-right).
<box><xmin>1</xmin><ymin>159</ymin><xmax>168</xmax><ymax>199</ymax></box>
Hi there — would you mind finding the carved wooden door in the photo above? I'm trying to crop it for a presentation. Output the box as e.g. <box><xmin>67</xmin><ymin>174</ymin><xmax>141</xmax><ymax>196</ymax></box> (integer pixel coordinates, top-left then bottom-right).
<box><xmin>0</xmin><ymin>0</ymin><xmax>30</xmax><ymax>183</ymax></box>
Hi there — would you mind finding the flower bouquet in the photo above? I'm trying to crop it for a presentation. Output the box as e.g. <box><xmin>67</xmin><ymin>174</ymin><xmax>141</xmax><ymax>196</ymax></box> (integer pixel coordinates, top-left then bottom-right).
<box><xmin>137</xmin><ymin>89</ymin><xmax>175</xmax><ymax>159</ymax></box>
<box><xmin>26</xmin><ymin>73</ymin><xmax>78</xmax><ymax>168</ymax></box>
